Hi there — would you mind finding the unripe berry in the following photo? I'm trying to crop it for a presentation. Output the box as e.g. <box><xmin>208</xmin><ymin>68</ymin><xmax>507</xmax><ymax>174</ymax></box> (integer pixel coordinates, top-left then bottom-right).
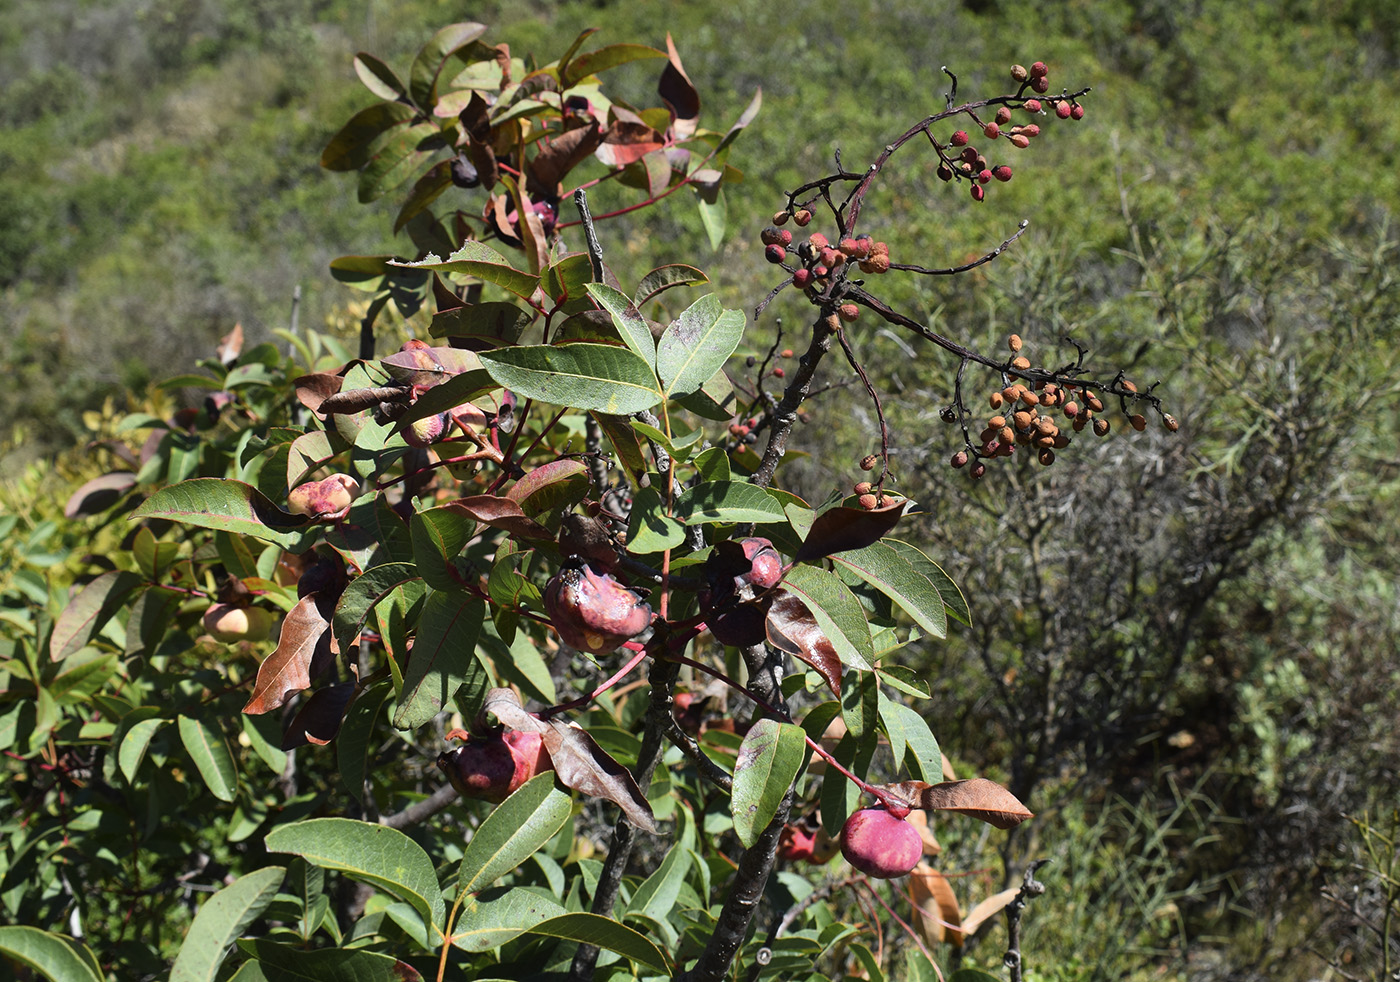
<box><xmin>1071</xmin><ymin>103</ymin><xmax>1085</xmax><ymax>120</ymax></box>
<box><xmin>793</xmin><ymin>209</ymin><xmax>812</xmax><ymax>226</ymax></box>
<box><xmin>781</xmin><ymin>348</ymin><xmax>794</xmax><ymax>358</ymax></box>
<box><xmin>992</xmin><ymin>164</ymin><xmax>1013</xmax><ymax>182</ymax></box>
<box><xmin>870</xmin><ymin>240</ymin><xmax>890</xmax><ymax>257</ymax></box>
<box><xmin>764</xmin><ymin>244</ymin><xmax>786</xmax><ymax>264</ymax></box>
<box><xmin>838</xmin><ymin>303</ymin><xmax>860</xmax><ymax>322</ymax></box>
<box><xmin>951</xmin><ymin>450</ymin><xmax>968</xmax><ymax>468</ymax></box>
<box><xmin>950</xmin><ymin>130</ymin><xmax>969</xmax><ymax>147</ymax></box>
<box><xmin>1011</xmin><ymin>64</ymin><xmax>1029</xmax><ymax>82</ymax></box>
<box><xmin>1055</xmin><ymin>101</ymin><xmax>1072</xmax><ymax>119</ymax></box>
<box><xmin>971</xmin><ymin>185</ymin><xmax>985</xmax><ymax>202</ymax></box>
<box><xmin>403</xmin><ymin>411</ymin><xmax>449</xmax><ymax>448</ymax></box>
<box><xmin>203</xmin><ymin>603</ymin><xmax>272</xmax><ymax>643</ymax></box>
<box><xmin>983</xmin><ymin>122</ymin><xmax>1000</xmax><ymax>139</ymax></box>
<box><xmin>1024</xmin><ymin>99</ymin><xmax>1042</xmax><ymax>113</ymax></box>
<box><xmin>995</xmin><ymin>107</ymin><xmax>1012</xmax><ymax>125</ymax></box>
<box><xmin>857</xmin><ymin>493</ymin><xmax>879</xmax><ymax>510</ymax></box>
<box><xmin>854</xmin><ymin>481</ymin><xmax>873</xmax><ymax>495</ymax></box>
<box><xmin>812</xmin><ymin>265</ymin><xmax>829</xmax><ymax>279</ymax></box>
<box><xmin>1029</xmin><ymin>61</ymin><xmax>1048</xmax><ymax>79</ymax></box>
<box><xmin>1010</xmin><ymin>134</ymin><xmax>1031</xmax><ymax>149</ymax></box>
<box><xmin>860</xmin><ymin>454</ymin><xmax>879</xmax><ymax>471</ymax></box>
<box><xmin>1031</xmin><ymin>75</ymin><xmax>1049</xmax><ymax>94</ymax></box>
<box><xmin>1063</xmin><ymin>400</ymin><xmax>1080</xmax><ymax>418</ymax></box>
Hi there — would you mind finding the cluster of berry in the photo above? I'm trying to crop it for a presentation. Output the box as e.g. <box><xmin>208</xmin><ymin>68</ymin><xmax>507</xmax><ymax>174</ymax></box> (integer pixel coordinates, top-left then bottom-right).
<box><xmin>761</xmin><ymin>224</ymin><xmax>892</xmax><ymax>323</ymax></box>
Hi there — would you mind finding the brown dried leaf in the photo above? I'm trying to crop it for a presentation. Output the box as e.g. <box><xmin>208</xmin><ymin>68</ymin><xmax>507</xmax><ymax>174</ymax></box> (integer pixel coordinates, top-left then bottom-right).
<box><xmin>960</xmin><ymin>887</ymin><xmax>1021</xmax><ymax>938</ymax></box>
<box><xmin>764</xmin><ymin>590</ymin><xmax>842</xmax><ymax>695</ymax></box>
<box><xmin>281</xmin><ymin>681</ymin><xmax>357</xmax><ymax>750</ymax></box>
<box><xmin>293</xmin><ymin>373</ymin><xmax>345</xmax><ymax>416</ymax></box>
<box><xmin>217</xmin><ymin>322</ymin><xmax>245</xmax><ymax>366</ymax></box>
<box><xmin>909</xmin><ymin>862</ymin><xmax>962</xmax><ymax>947</ymax></box>
<box><xmin>319</xmin><ymin>386</ymin><xmax>409</xmax><ymax>416</ymax></box>
<box><xmin>480</xmin><ymin>688</ymin><xmax>656</xmax><ymax>832</ymax></box>
<box><xmin>243</xmin><ymin>595</ymin><xmax>330</xmax><ymax>714</ymax></box>
<box><xmin>882</xmin><ymin>778</ymin><xmax>1034</xmax><ymax>830</ymax></box>
<box><xmin>529</xmin><ymin>118</ymin><xmax>604</xmax><ymax>198</ymax></box>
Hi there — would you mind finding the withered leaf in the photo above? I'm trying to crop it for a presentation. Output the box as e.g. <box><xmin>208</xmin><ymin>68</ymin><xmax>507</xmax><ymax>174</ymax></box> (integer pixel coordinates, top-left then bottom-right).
<box><xmin>881</xmin><ymin>778</ymin><xmax>1033</xmax><ymax>830</ymax></box>
<box><xmin>764</xmin><ymin>590</ymin><xmax>842</xmax><ymax>695</ymax></box>
<box><xmin>64</xmin><ymin>472</ymin><xmax>136</xmax><ymax>519</ymax></box>
<box><xmin>448</xmin><ymin>495</ymin><xmax>555</xmax><ymax>541</ymax></box>
<box><xmin>319</xmin><ymin>386</ymin><xmax>410</xmax><ymax>416</ymax></box>
<box><xmin>281</xmin><ymin>681</ymin><xmax>357</xmax><ymax>750</ymax></box>
<box><xmin>909</xmin><ymin>862</ymin><xmax>962</xmax><ymax>947</ymax></box>
<box><xmin>293</xmin><ymin>373</ymin><xmax>345</xmax><ymax>416</ymax></box>
<box><xmin>243</xmin><ymin>594</ymin><xmax>331</xmax><ymax>715</ymax></box>
<box><xmin>960</xmin><ymin>887</ymin><xmax>1021</xmax><ymax>938</ymax></box>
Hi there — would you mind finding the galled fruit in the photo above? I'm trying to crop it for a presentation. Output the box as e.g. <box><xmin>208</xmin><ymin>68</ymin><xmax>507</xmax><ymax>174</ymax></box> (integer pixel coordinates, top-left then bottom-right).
<box><xmin>840</xmin><ymin>807</ymin><xmax>923</xmax><ymax>879</ymax></box>
<box><xmin>544</xmin><ymin>562</ymin><xmax>652</xmax><ymax>654</ymax></box>
<box><xmin>437</xmin><ymin>730</ymin><xmax>552</xmax><ymax>803</ymax></box>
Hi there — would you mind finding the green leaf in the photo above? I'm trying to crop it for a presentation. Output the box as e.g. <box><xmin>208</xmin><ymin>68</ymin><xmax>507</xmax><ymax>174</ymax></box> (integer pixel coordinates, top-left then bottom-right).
<box><xmin>625</xmin><ymin>840</ymin><xmax>692</xmax><ymax>921</ymax></box>
<box><xmin>730</xmin><ymin>719</ymin><xmax>807</xmax><ymax>848</ymax></box>
<box><xmin>674</xmin><ymin>481</ymin><xmax>784</xmax><ymax>525</ymax></box>
<box><xmin>527</xmin><ymin>912</ymin><xmax>670</xmax><ymax>972</ymax></box>
<box><xmin>840</xmin><ymin>668</ymin><xmax>878</xmax><ymax>740</ymax></box>
<box><xmin>392</xmin><ymin>241</ymin><xmax>540</xmax><ymax>300</ymax></box>
<box><xmin>339</xmin><ymin>681</ymin><xmax>393</xmax><ymax>802</ymax></box>
<box><xmin>832</xmin><ymin>541</ymin><xmax>947</xmax><ymax>640</ymax></box>
<box><xmin>585</xmin><ymin>282</ymin><xmax>656</xmax><ymax>372</ymax></box>
<box><xmin>0</xmin><ymin>927</ymin><xmax>103</xmax><ymax>982</ymax></box>
<box><xmin>49</xmin><ymin>570</ymin><xmax>143</xmax><ymax>662</ymax></box>
<box><xmin>479</xmin><ymin>344</ymin><xmax>661</xmax><ymax>415</ymax></box>
<box><xmin>119</xmin><ymin>715</ymin><xmax>168</xmax><ymax>783</ymax></box>
<box><xmin>458</xmin><ymin>773</ymin><xmax>573</xmax><ymax>895</ymax></box>
<box><xmin>633</xmin><ymin>264</ymin><xmax>709</xmax><ymax>308</ymax></box>
<box><xmin>357</xmin><ymin>120</ymin><xmax>439</xmax><ymax>203</ymax></box>
<box><xmin>235</xmin><ymin>938</ymin><xmax>410</xmax><ymax>981</ymax></box>
<box><xmin>880</xmin><ymin>697</ymin><xmax>942</xmax><ymax>783</ymax></box>
<box><xmin>393</xmin><ymin>592</ymin><xmax>486</xmax><ymax>729</ymax></box>
<box><xmin>265</xmin><ymin>818</ymin><xmax>445</xmax><ymax>944</ymax></box>
<box><xmin>885</xmin><ymin>538</ymin><xmax>969</xmax><ymax>626</ymax></box>
<box><xmin>178</xmin><ymin>715</ymin><xmax>238</xmax><ymax>803</ymax></box>
<box><xmin>695</xmin><ymin>184</ymin><xmax>726</xmax><ymax>250</ymax></box>
<box><xmin>820</xmin><ymin>730</ymin><xmax>877</xmax><ymax>838</ymax></box>
<box><xmin>655</xmin><ymin>295</ymin><xmax>745</xmax><ymax>399</ymax></box>
<box><xmin>452</xmin><ymin>889</ymin><xmax>567</xmax><ymax>952</ymax></box>
<box><xmin>562</xmin><ymin>43</ymin><xmax>664</xmax><ymax>88</ymax></box>
<box><xmin>624</xmin><ymin>486</ymin><xmax>685</xmax><ymax>554</ymax></box>
<box><xmin>320</xmin><ymin>102</ymin><xmax>417</xmax><ymax>171</ymax></box>
<box><xmin>409</xmin><ymin>506</ymin><xmax>475</xmax><ymax>592</ymax></box>
<box><xmin>333</xmin><ymin>562</ymin><xmax>420</xmax><ymax>657</ymax></box>
<box><xmin>132</xmin><ymin>479</ymin><xmax>315</xmax><ymax>551</ymax></box>
<box><xmin>410</xmin><ymin>22</ymin><xmax>490</xmax><ymax>108</ymax></box>
<box><xmin>779</xmin><ymin>564</ymin><xmax>874</xmax><ymax>671</ymax></box>
<box><xmin>353</xmin><ymin>52</ymin><xmax>406</xmax><ymax>101</ymax></box>
<box><xmin>170</xmin><ymin>867</ymin><xmax>285</xmax><ymax>982</ymax></box>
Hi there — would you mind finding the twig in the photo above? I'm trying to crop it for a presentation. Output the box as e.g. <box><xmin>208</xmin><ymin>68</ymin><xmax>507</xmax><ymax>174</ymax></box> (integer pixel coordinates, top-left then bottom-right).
<box><xmin>1004</xmin><ymin>859</ymin><xmax>1050</xmax><ymax>982</ymax></box>
<box><xmin>380</xmin><ymin>783</ymin><xmax>459</xmax><ymax>830</ymax></box>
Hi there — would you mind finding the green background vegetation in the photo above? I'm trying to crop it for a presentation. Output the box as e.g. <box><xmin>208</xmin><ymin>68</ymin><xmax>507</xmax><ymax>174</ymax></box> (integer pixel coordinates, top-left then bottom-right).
<box><xmin>2</xmin><ymin>0</ymin><xmax>1398</xmax><ymax>979</ymax></box>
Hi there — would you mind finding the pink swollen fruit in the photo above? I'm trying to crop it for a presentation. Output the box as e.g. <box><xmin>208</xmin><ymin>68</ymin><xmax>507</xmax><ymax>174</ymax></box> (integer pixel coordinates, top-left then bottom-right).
<box><xmin>437</xmin><ymin>730</ymin><xmax>553</xmax><ymax>803</ymax></box>
<box><xmin>738</xmin><ymin>537</ymin><xmax>784</xmax><ymax>589</ymax></box>
<box><xmin>287</xmin><ymin>474</ymin><xmax>359</xmax><ymax>522</ymax></box>
<box><xmin>544</xmin><ymin>563</ymin><xmax>652</xmax><ymax>654</ymax></box>
<box><xmin>840</xmin><ymin>807</ymin><xmax>923</xmax><ymax>878</ymax></box>
<box><xmin>403</xmin><ymin>412</ymin><xmax>449</xmax><ymax>447</ymax></box>
<box><xmin>202</xmin><ymin>604</ymin><xmax>272</xmax><ymax>643</ymax></box>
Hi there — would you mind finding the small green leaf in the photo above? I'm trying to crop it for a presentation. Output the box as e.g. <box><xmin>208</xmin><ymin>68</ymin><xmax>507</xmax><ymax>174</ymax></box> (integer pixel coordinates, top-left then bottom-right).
<box><xmin>265</xmin><ymin>818</ymin><xmax>444</xmax><ymax>943</ymax></box>
<box><xmin>333</xmin><ymin>562</ymin><xmax>420</xmax><ymax>657</ymax></box>
<box><xmin>879</xmin><ymin>698</ymin><xmax>942</xmax><ymax>782</ymax></box>
<box><xmin>633</xmin><ymin>264</ymin><xmax>709</xmax><ymax>308</ymax></box>
<box><xmin>458</xmin><ymin>773</ymin><xmax>573</xmax><ymax>895</ymax></box>
<box><xmin>178</xmin><ymin>715</ymin><xmax>238</xmax><ymax>803</ymax></box>
<box><xmin>392</xmin><ymin>240</ymin><xmax>540</xmax><ymax>300</ymax></box>
<box><xmin>353</xmin><ymin>52</ymin><xmax>406</xmax><ymax>101</ymax></box>
<box><xmin>409</xmin><ymin>506</ymin><xmax>475</xmax><ymax>592</ymax></box>
<box><xmin>624</xmin><ymin>486</ymin><xmax>685</xmax><ymax>554</ymax></box>
<box><xmin>479</xmin><ymin>344</ymin><xmax>662</xmax><ymax>415</ymax></box>
<box><xmin>841</xmin><ymin>669</ymin><xmax>878</xmax><ymax>739</ymax></box>
<box><xmin>49</xmin><ymin>570</ymin><xmax>143</xmax><ymax>662</ymax></box>
<box><xmin>695</xmin><ymin>183</ymin><xmax>726</xmax><ymax>250</ymax></box>
<box><xmin>674</xmin><ymin>481</ymin><xmax>784</xmax><ymax>525</ymax></box>
<box><xmin>655</xmin><ymin>294</ymin><xmax>745</xmax><ymax>399</ymax></box>
<box><xmin>730</xmin><ymin>719</ymin><xmax>807</xmax><ymax>848</ymax></box>
<box><xmin>452</xmin><ymin>888</ymin><xmax>567</xmax><ymax>952</ymax></box>
<box><xmin>119</xmin><ymin>715</ymin><xmax>168</xmax><ymax>783</ymax></box>
<box><xmin>410</xmin><ymin>22</ymin><xmax>490</xmax><ymax>107</ymax></box>
<box><xmin>170</xmin><ymin>867</ymin><xmax>285</xmax><ymax>982</ymax></box>
<box><xmin>562</xmin><ymin>43</ymin><xmax>664</xmax><ymax>88</ymax></box>
<box><xmin>525</xmin><ymin>912</ymin><xmax>669</xmax><ymax>972</ymax></box>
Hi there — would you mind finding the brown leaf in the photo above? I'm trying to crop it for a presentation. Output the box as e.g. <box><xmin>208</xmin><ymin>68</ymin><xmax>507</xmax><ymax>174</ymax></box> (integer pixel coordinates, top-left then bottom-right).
<box><xmin>281</xmin><ymin>681</ymin><xmax>357</xmax><ymax>750</ymax></box>
<box><xmin>64</xmin><ymin>472</ymin><xmax>137</xmax><ymax>518</ymax></box>
<box><xmin>960</xmin><ymin>887</ymin><xmax>1021</xmax><ymax>938</ymax></box>
<box><xmin>792</xmin><ymin>498</ymin><xmax>915</xmax><ymax>564</ymax></box>
<box><xmin>481</xmin><ymin>688</ymin><xmax>656</xmax><ymax>832</ymax></box>
<box><xmin>448</xmin><ymin>495</ymin><xmax>555</xmax><ymax>541</ymax></box>
<box><xmin>217</xmin><ymin>322</ymin><xmax>245</xmax><ymax>366</ymax></box>
<box><xmin>881</xmin><ymin>778</ymin><xmax>1034</xmax><ymax>830</ymax></box>
<box><xmin>529</xmin><ymin>118</ymin><xmax>604</xmax><ymax>198</ymax></box>
<box><xmin>765</xmin><ymin>590</ymin><xmax>842</xmax><ymax>695</ymax></box>
<box><xmin>319</xmin><ymin>386</ymin><xmax>409</xmax><ymax>416</ymax></box>
<box><xmin>293</xmin><ymin>373</ymin><xmax>344</xmax><ymax>416</ymax></box>
<box><xmin>595</xmin><ymin>110</ymin><xmax>665</xmax><ymax>169</ymax></box>
<box><xmin>909</xmin><ymin>862</ymin><xmax>962</xmax><ymax>947</ymax></box>
<box><xmin>243</xmin><ymin>595</ymin><xmax>330</xmax><ymax>714</ymax></box>
<box><xmin>657</xmin><ymin>33</ymin><xmax>699</xmax><ymax>139</ymax></box>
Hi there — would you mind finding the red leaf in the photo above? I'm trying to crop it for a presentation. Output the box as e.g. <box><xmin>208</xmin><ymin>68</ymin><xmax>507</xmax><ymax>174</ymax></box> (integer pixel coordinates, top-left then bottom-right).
<box><xmin>882</xmin><ymin>778</ymin><xmax>1033</xmax><ymax>829</ymax></box>
<box><xmin>764</xmin><ymin>590</ymin><xmax>842</xmax><ymax>695</ymax></box>
<box><xmin>529</xmin><ymin>119</ymin><xmax>605</xmax><ymax>197</ymax></box>
<box><xmin>448</xmin><ymin>495</ymin><xmax>555</xmax><ymax>541</ymax></box>
<box><xmin>657</xmin><ymin>34</ymin><xmax>699</xmax><ymax>139</ymax></box>
<box><xmin>293</xmin><ymin>373</ymin><xmax>344</xmax><ymax>416</ymax></box>
<box><xmin>792</xmin><ymin>498</ymin><xmax>914</xmax><ymax>564</ymax></box>
<box><xmin>243</xmin><ymin>595</ymin><xmax>331</xmax><ymax>715</ymax></box>
<box><xmin>506</xmin><ymin>459</ymin><xmax>589</xmax><ymax>519</ymax></box>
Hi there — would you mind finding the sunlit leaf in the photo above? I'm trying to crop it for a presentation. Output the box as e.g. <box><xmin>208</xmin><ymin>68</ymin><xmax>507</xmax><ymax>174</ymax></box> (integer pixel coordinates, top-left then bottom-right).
<box><xmin>479</xmin><ymin>343</ymin><xmax>662</xmax><ymax>415</ymax></box>
<box><xmin>730</xmin><ymin>719</ymin><xmax>807</xmax><ymax>847</ymax></box>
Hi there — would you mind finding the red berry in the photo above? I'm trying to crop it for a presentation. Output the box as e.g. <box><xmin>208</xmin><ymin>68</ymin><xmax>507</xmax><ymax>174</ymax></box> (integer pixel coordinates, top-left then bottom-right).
<box><xmin>761</xmin><ymin>226</ymin><xmax>784</xmax><ymax>246</ymax></box>
<box><xmin>437</xmin><ymin>731</ymin><xmax>553</xmax><ymax>804</ymax></box>
<box><xmin>793</xmin><ymin>209</ymin><xmax>812</xmax><ymax>226</ymax></box>
<box><xmin>1021</xmin><ymin>124</ymin><xmax>1041</xmax><ymax>138</ymax></box>
<box><xmin>765</xmin><ymin>244</ymin><xmax>787</xmax><ymax>264</ymax></box>
<box><xmin>971</xmin><ymin>184</ymin><xmax>985</xmax><ymax>202</ymax></box>
<box><xmin>840</xmin><ymin>808</ymin><xmax>922</xmax><ymax>878</ymax></box>
<box><xmin>995</xmin><ymin>106</ymin><xmax>1012</xmax><ymax>125</ymax></box>
<box><xmin>1070</xmin><ymin>103</ymin><xmax>1085</xmax><ymax>120</ymax></box>
<box><xmin>838</xmin><ymin>303</ymin><xmax>860</xmax><ymax>322</ymax></box>
<box><xmin>977</xmin><ymin>169</ymin><xmax>993</xmax><ymax>184</ymax></box>
<box><xmin>983</xmin><ymin>122</ymin><xmax>1000</xmax><ymax>139</ymax></box>
<box><xmin>1031</xmin><ymin>75</ymin><xmax>1049</xmax><ymax>93</ymax></box>
<box><xmin>1029</xmin><ymin>61</ymin><xmax>1048</xmax><ymax>79</ymax></box>
<box><xmin>808</xmin><ymin>232</ymin><xmax>829</xmax><ymax>249</ymax></box>
<box><xmin>792</xmin><ymin>268</ymin><xmax>813</xmax><ymax>289</ymax></box>
<box><xmin>950</xmin><ymin>130</ymin><xmax>969</xmax><ymax>147</ymax></box>
<box><xmin>992</xmin><ymin>165</ymin><xmax>1013</xmax><ymax>182</ymax></box>
<box><xmin>780</xmin><ymin>348</ymin><xmax>794</xmax><ymax>358</ymax></box>
<box><xmin>543</xmin><ymin>563</ymin><xmax>652</xmax><ymax>655</ymax></box>
<box><xmin>1010</xmin><ymin>134</ymin><xmax>1031</xmax><ymax>149</ymax></box>
<box><xmin>1055</xmin><ymin>101</ymin><xmax>1072</xmax><ymax>119</ymax></box>
<box><xmin>773</xmin><ymin>367</ymin><xmax>786</xmax><ymax>378</ymax></box>
<box><xmin>1024</xmin><ymin>99</ymin><xmax>1042</xmax><ymax>113</ymax></box>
